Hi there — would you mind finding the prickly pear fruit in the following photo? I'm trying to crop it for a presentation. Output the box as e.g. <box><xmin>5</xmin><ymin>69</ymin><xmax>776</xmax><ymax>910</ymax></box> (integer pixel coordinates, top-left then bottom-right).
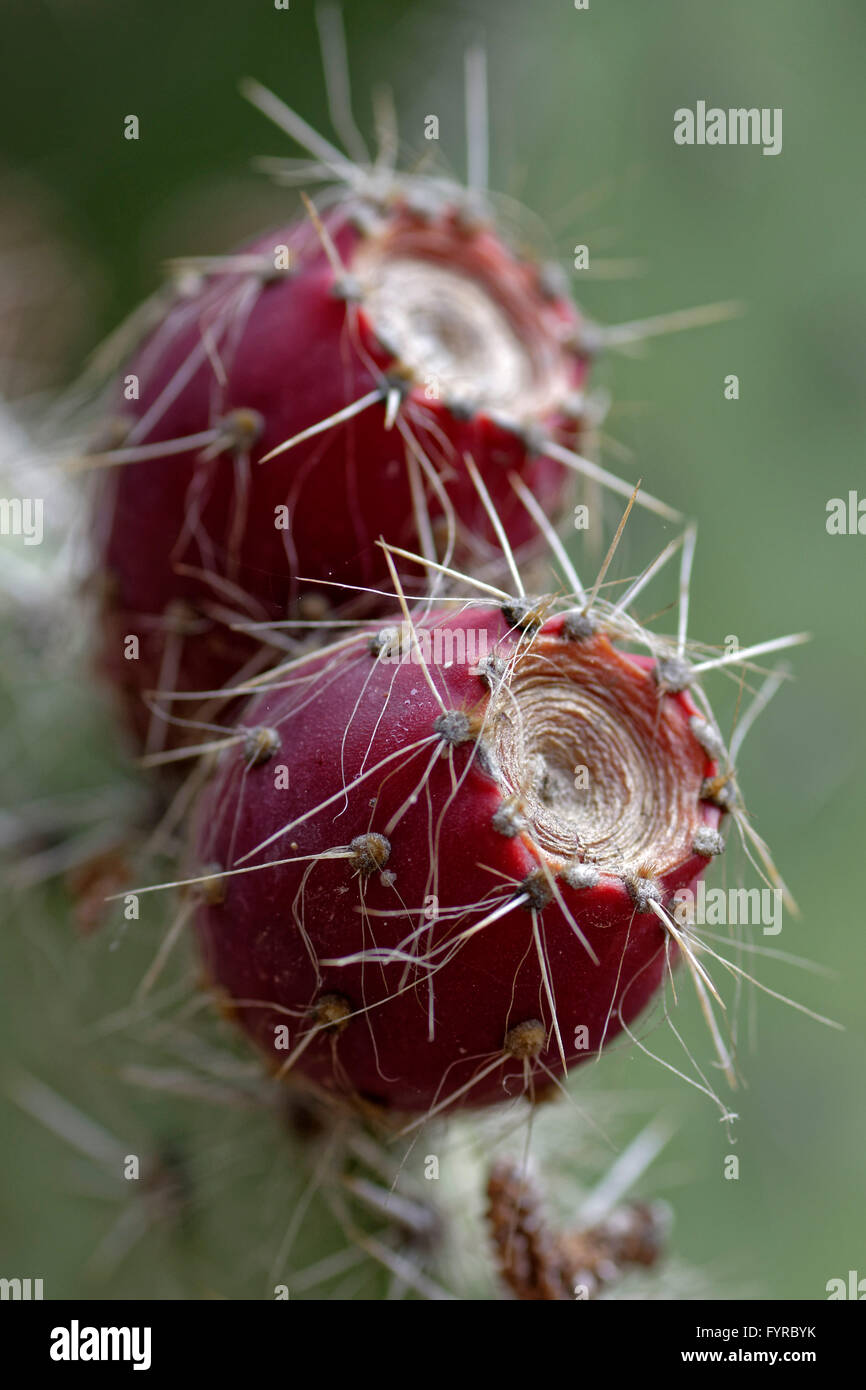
<box><xmin>193</xmin><ymin>602</ymin><xmax>724</xmax><ymax>1115</ymax></box>
<box><xmin>94</xmin><ymin>197</ymin><xmax>591</xmax><ymax>746</ymax></box>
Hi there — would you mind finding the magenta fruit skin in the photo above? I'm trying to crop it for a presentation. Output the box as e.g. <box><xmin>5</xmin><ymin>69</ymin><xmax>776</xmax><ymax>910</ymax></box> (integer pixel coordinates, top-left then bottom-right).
<box><xmin>194</xmin><ymin>606</ymin><xmax>722</xmax><ymax>1114</ymax></box>
<box><xmin>95</xmin><ymin>202</ymin><xmax>589</xmax><ymax>744</ymax></box>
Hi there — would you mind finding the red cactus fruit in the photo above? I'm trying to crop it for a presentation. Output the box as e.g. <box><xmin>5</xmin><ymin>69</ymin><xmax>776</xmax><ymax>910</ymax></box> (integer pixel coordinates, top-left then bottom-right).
<box><xmin>193</xmin><ymin>601</ymin><xmax>726</xmax><ymax>1116</ymax></box>
<box><xmin>92</xmin><ymin>193</ymin><xmax>615</xmax><ymax>747</ymax></box>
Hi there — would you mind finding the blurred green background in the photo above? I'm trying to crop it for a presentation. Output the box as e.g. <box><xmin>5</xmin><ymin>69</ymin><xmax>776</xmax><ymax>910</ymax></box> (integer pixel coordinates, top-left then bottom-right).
<box><xmin>1</xmin><ymin>0</ymin><xmax>864</xmax><ymax>1299</ymax></box>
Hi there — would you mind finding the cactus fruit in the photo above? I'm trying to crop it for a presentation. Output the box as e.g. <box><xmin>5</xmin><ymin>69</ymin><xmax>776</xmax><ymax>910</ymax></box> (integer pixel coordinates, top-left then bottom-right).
<box><xmin>93</xmin><ymin>196</ymin><xmax>607</xmax><ymax>748</ymax></box>
<box><xmin>193</xmin><ymin>595</ymin><xmax>727</xmax><ymax>1115</ymax></box>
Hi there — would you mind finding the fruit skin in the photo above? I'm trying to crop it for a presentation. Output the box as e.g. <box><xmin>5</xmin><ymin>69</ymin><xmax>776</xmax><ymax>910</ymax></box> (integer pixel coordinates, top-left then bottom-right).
<box><xmin>94</xmin><ymin>199</ymin><xmax>589</xmax><ymax>744</ymax></box>
<box><xmin>194</xmin><ymin>605</ymin><xmax>723</xmax><ymax>1115</ymax></box>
